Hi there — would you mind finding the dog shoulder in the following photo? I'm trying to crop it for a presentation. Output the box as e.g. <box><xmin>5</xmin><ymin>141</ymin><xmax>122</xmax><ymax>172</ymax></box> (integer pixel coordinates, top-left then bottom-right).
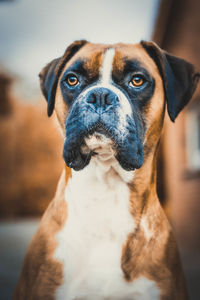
<box><xmin>13</xmin><ymin>170</ymin><xmax>68</xmax><ymax>300</ymax></box>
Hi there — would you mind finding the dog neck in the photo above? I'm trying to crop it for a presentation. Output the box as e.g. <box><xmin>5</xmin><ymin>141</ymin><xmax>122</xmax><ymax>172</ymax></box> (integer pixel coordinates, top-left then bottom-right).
<box><xmin>64</xmin><ymin>133</ymin><xmax>161</xmax><ymax>222</ymax></box>
<box><xmin>128</xmin><ymin>149</ymin><xmax>160</xmax><ymax>227</ymax></box>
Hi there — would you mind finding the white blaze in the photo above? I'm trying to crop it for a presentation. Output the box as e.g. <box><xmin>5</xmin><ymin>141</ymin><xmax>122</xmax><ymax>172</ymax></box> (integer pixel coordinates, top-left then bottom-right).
<box><xmin>100</xmin><ymin>48</ymin><xmax>115</xmax><ymax>85</ymax></box>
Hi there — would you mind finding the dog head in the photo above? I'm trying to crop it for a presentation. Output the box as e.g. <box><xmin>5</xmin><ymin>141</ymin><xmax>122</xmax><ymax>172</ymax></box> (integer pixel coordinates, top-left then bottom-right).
<box><xmin>39</xmin><ymin>41</ymin><xmax>199</xmax><ymax>171</ymax></box>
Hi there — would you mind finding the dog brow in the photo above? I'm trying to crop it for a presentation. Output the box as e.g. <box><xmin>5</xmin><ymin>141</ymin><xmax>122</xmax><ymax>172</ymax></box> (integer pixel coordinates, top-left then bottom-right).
<box><xmin>64</xmin><ymin>59</ymin><xmax>88</xmax><ymax>76</ymax></box>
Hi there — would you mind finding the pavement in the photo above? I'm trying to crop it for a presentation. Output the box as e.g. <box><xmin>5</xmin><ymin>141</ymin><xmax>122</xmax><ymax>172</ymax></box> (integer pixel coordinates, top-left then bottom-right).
<box><xmin>0</xmin><ymin>219</ymin><xmax>39</xmax><ymax>300</ymax></box>
<box><xmin>0</xmin><ymin>219</ymin><xmax>200</xmax><ymax>300</ymax></box>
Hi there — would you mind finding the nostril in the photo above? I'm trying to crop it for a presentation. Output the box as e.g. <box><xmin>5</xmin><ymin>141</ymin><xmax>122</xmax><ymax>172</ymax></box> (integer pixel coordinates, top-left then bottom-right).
<box><xmin>106</xmin><ymin>94</ymin><xmax>119</xmax><ymax>106</ymax></box>
<box><xmin>87</xmin><ymin>94</ymin><xmax>97</xmax><ymax>104</ymax></box>
<box><xmin>114</xmin><ymin>95</ymin><xmax>119</xmax><ymax>103</ymax></box>
<box><xmin>104</xmin><ymin>93</ymin><xmax>111</xmax><ymax>106</ymax></box>
<box><xmin>86</xmin><ymin>88</ymin><xmax>119</xmax><ymax>108</ymax></box>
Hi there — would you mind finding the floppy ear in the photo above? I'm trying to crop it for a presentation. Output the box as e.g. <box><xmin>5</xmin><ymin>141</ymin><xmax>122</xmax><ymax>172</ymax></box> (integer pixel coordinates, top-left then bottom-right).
<box><xmin>141</xmin><ymin>41</ymin><xmax>200</xmax><ymax>122</ymax></box>
<box><xmin>39</xmin><ymin>58</ymin><xmax>60</xmax><ymax>116</ymax></box>
<box><xmin>39</xmin><ymin>40</ymin><xmax>88</xmax><ymax>117</ymax></box>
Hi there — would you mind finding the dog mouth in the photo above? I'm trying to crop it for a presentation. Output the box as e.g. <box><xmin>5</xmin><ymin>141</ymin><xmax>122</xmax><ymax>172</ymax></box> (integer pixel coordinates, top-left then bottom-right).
<box><xmin>83</xmin><ymin>130</ymin><xmax>115</xmax><ymax>161</ymax></box>
<box><xmin>63</xmin><ymin>124</ymin><xmax>116</xmax><ymax>171</ymax></box>
<box><xmin>63</xmin><ymin>115</ymin><xmax>144</xmax><ymax>172</ymax></box>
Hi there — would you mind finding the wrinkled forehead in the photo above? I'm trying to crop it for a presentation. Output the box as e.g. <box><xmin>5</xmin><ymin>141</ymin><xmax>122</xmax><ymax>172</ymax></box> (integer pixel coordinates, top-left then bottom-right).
<box><xmin>61</xmin><ymin>42</ymin><xmax>159</xmax><ymax>78</ymax></box>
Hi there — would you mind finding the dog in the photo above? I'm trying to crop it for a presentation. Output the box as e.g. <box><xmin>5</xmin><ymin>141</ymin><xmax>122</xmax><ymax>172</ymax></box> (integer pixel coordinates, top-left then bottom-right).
<box><xmin>13</xmin><ymin>40</ymin><xmax>200</xmax><ymax>300</ymax></box>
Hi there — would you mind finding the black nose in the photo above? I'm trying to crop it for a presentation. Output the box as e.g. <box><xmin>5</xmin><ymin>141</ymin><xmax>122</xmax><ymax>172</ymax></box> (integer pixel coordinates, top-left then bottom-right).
<box><xmin>86</xmin><ymin>88</ymin><xmax>118</xmax><ymax>112</ymax></box>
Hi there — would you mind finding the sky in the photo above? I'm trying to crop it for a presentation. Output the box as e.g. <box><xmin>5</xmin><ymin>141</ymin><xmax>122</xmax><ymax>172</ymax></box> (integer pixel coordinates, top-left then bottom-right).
<box><xmin>0</xmin><ymin>0</ymin><xmax>160</xmax><ymax>99</ymax></box>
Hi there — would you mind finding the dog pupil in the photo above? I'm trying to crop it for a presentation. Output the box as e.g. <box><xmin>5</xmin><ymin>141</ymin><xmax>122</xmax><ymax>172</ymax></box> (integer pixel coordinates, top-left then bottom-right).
<box><xmin>68</xmin><ymin>76</ymin><xmax>77</xmax><ymax>85</ymax></box>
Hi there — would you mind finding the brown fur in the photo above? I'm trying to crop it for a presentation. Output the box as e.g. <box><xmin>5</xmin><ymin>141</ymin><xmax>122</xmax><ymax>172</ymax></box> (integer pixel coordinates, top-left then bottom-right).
<box><xmin>13</xmin><ymin>169</ymin><xmax>70</xmax><ymax>300</ymax></box>
<box><xmin>112</xmin><ymin>50</ymin><xmax>125</xmax><ymax>74</ymax></box>
<box><xmin>122</xmin><ymin>156</ymin><xmax>187</xmax><ymax>299</ymax></box>
<box><xmin>84</xmin><ymin>51</ymin><xmax>103</xmax><ymax>79</ymax></box>
<box><xmin>13</xmin><ymin>42</ymin><xmax>188</xmax><ymax>299</ymax></box>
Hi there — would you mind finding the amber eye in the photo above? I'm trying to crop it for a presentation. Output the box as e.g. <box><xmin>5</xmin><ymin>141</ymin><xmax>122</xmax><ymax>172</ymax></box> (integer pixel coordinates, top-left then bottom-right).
<box><xmin>130</xmin><ymin>75</ymin><xmax>144</xmax><ymax>87</ymax></box>
<box><xmin>66</xmin><ymin>74</ymin><xmax>79</xmax><ymax>86</ymax></box>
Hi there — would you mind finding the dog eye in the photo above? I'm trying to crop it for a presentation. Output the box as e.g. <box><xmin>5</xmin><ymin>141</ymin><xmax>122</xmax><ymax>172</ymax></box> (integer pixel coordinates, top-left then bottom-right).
<box><xmin>130</xmin><ymin>75</ymin><xmax>145</xmax><ymax>87</ymax></box>
<box><xmin>66</xmin><ymin>74</ymin><xmax>79</xmax><ymax>86</ymax></box>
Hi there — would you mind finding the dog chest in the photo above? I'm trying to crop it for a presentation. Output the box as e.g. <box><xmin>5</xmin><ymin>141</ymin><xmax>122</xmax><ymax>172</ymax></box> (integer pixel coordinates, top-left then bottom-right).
<box><xmin>54</xmin><ymin>161</ymin><xmax>160</xmax><ymax>299</ymax></box>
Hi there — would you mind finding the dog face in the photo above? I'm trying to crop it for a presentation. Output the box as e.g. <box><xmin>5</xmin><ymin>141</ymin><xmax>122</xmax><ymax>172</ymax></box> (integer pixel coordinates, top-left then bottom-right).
<box><xmin>39</xmin><ymin>41</ymin><xmax>199</xmax><ymax>171</ymax></box>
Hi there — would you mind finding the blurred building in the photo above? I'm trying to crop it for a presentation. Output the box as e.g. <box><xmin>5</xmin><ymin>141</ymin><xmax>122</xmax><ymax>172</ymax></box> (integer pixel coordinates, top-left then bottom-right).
<box><xmin>0</xmin><ymin>69</ymin><xmax>63</xmax><ymax>218</ymax></box>
<box><xmin>153</xmin><ymin>0</ymin><xmax>200</xmax><ymax>250</ymax></box>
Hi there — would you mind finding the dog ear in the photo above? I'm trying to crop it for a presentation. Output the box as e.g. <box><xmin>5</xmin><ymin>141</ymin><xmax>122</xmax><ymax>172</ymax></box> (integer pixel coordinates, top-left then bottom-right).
<box><xmin>39</xmin><ymin>40</ymin><xmax>88</xmax><ymax>117</ymax></box>
<box><xmin>141</xmin><ymin>41</ymin><xmax>200</xmax><ymax>122</ymax></box>
<box><xmin>39</xmin><ymin>58</ymin><xmax>60</xmax><ymax>116</ymax></box>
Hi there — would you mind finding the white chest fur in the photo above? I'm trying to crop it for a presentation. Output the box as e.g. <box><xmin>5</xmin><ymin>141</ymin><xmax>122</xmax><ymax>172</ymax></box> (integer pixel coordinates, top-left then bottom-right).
<box><xmin>54</xmin><ymin>159</ymin><xmax>159</xmax><ymax>300</ymax></box>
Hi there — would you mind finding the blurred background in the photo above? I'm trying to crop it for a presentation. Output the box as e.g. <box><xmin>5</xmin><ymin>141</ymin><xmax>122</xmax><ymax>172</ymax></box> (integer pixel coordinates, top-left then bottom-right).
<box><xmin>0</xmin><ymin>0</ymin><xmax>199</xmax><ymax>299</ymax></box>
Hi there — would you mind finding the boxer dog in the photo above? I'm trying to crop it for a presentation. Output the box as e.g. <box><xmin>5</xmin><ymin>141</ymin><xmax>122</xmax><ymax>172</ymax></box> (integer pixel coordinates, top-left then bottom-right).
<box><xmin>13</xmin><ymin>40</ymin><xmax>199</xmax><ymax>300</ymax></box>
